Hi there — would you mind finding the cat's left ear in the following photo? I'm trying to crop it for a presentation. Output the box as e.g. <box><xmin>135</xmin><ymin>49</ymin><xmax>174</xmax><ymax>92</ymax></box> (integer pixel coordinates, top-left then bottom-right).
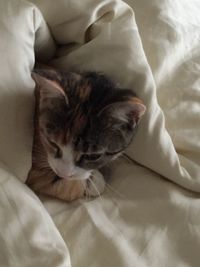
<box><xmin>100</xmin><ymin>97</ymin><xmax>146</xmax><ymax>128</ymax></box>
<box><xmin>32</xmin><ymin>72</ymin><xmax>68</xmax><ymax>104</ymax></box>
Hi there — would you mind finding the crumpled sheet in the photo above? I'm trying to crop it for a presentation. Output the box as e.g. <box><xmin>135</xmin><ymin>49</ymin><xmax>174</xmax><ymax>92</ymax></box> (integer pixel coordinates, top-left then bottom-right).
<box><xmin>32</xmin><ymin>0</ymin><xmax>200</xmax><ymax>191</ymax></box>
<box><xmin>0</xmin><ymin>0</ymin><xmax>200</xmax><ymax>266</ymax></box>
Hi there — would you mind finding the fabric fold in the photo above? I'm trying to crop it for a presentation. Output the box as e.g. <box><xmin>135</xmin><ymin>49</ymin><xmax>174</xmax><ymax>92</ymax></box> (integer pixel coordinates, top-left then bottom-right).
<box><xmin>0</xmin><ymin>1</ymin><xmax>70</xmax><ymax>266</ymax></box>
<box><xmin>31</xmin><ymin>0</ymin><xmax>200</xmax><ymax>192</ymax></box>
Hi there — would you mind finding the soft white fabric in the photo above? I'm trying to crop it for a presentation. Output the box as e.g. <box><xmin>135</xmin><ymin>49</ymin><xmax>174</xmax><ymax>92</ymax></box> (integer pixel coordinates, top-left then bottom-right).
<box><xmin>0</xmin><ymin>163</ymin><xmax>70</xmax><ymax>267</ymax></box>
<box><xmin>44</xmin><ymin>158</ymin><xmax>200</xmax><ymax>267</ymax></box>
<box><xmin>1</xmin><ymin>0</ymin><xmax>200</xmax><ymax>266</ymax></box>
<box><xmin>31</xmin><ymin>0</ymin><xmax>200</xmax><ymax>192</ymax></box>
<box><xmin>0</xmin><ymin>0</ymin><xmax>69</xmax><ymax>266</ymax></box>
<box><xmin>0</xmin><ymin>0</ymin><xmax>55</xmax><ymax>182</ymax></box>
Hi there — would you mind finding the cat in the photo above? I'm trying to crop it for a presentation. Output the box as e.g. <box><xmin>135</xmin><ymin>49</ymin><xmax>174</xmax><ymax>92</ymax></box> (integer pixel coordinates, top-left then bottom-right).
<box><xmin>26</xmin><ymin>68</ymin><xmax>146</xmax><ymax>202</ymax></box>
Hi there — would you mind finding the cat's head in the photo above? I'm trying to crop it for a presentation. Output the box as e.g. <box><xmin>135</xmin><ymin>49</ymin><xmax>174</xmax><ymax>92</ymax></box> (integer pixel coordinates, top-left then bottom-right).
<box><xmin>32</xmin><ymin>69</ymin><xmax>146</xmax><ymax>180</ymax></box>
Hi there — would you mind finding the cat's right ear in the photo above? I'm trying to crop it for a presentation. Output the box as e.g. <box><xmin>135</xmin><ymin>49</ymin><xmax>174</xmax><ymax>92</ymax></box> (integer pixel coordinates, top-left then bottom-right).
<box><xmin>32</xmin><ymin>72</ymin><xmax>68</xmax><ymax>105</ymax></box>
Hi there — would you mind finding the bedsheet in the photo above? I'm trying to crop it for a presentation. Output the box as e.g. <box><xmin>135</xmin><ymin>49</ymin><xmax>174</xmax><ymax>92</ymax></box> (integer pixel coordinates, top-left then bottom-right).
<box><xmin>44</xmin><ymin>158</ymin><xmax>200</xmax><ymax>267</ymax></box>
<box><xmin>0</xmin><ymin>0</ymin><xmax>200</xmax><ymax>266</ymax></box>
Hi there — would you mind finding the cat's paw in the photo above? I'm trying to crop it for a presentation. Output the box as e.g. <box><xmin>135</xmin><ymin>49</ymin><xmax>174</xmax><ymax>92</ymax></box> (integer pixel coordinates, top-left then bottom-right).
<box><xmin>85</xmin><ymin>170</ymin><xmax>105</xmax><ymax>197</ymax></box>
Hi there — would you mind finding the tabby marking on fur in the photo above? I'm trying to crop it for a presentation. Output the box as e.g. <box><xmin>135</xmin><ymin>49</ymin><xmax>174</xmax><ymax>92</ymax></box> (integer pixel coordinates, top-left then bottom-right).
<box><xmin>26</xmin><ymin>69</ymin><xmax>146</xmax><ymax>201</ymax></box>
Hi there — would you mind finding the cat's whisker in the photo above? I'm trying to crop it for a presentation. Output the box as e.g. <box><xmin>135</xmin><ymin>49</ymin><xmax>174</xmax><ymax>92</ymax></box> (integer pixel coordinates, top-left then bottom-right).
<box><xmin>88</xmin><ymin>177</ymin><xmax>103</xmax><ymax>202</ymax></box>
<box><xmin>85</xmin><ymin>188</ymin><xmax>90</xmax><ymax>201</ymax></box>
<box><xmin>83</xmin><ymin>180</ymin><xmax>90</xmax><ymax>202</ymax></box>
<box><xmin>80</xmin><ymin>180</ymin><xmax>90</xmax><ymax>201</ymax></box>
<box><xmin>105</xmin><ymin>182</ymin><xmax>126</xmax><ymax>199</ymax></box>
<box><xmin>85</xmin><ymin>187</ymin><xmax>90</xmax><ymax>201</ymax></box>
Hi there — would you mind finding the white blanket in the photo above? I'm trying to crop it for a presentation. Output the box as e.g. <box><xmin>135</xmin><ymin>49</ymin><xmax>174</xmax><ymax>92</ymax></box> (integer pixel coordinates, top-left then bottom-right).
<box><xmin>0</xmin><ymin>0</ymin><xmax>200</xmax><ymax>266</ymax></box>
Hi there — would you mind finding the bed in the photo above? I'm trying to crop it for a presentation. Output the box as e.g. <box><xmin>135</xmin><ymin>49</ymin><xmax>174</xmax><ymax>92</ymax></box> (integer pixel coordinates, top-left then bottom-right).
<box><xmin>0</xmin><ymin>0</ymin><xmax>200</xmax><ymax>266</ymax></box>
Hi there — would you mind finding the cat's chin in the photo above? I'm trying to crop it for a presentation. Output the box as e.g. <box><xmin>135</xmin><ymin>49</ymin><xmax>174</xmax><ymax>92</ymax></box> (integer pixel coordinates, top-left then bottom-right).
<box><xmin>58</xmin><ymin>170</ymin><xmax>92</xmax><ymax>181</ymax></box>
<box><xmin>48</xmin><ymin>161</ymin><xmax>92</xmax><ymax>181</ymax></box>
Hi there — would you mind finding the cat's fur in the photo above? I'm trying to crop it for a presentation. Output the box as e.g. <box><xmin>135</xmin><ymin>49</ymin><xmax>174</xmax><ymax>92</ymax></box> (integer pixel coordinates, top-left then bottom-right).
<box><xmin>26</xmin><ymin>68</ymin><xmax>146</xmax><ymax>201</ymax></box>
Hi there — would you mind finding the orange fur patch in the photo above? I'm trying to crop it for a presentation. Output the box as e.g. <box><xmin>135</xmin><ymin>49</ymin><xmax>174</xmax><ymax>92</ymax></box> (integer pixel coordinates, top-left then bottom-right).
<box><xmin>51</xmin><ymin>80</ymin><xmax>65</xmax><ymax>96</ymax></box>
<box><xmin>79</xmin><ymin>83</ymin><xmax>91</xmax><ymax>100</ymax></box>
<box><xmin>128</xmin><ymin>97</ymin><xmax>144</xmax><ymax>105</ymax></box>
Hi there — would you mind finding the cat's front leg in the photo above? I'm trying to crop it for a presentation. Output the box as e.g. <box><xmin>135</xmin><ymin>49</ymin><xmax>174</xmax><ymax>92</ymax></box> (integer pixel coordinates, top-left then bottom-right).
<box><xmin>85</xmin><ymin>170</ymin><xmax>106</xmax><ymax>198</ymax></box>
<box><xmin>27</xmin><ymin>169</ymin><xmax>86</xmax><ymax>202</ymax></box>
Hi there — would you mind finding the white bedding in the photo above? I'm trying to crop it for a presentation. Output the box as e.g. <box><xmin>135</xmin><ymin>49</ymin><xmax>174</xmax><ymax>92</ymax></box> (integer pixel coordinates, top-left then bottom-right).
<box><xmin>0</xmin><ymin>0</ymin><xmax>200</xmax><ymax>266</ymax></box>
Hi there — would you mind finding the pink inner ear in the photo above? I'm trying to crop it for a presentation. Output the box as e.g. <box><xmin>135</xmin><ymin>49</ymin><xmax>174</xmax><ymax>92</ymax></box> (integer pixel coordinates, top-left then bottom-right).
<box><xmin>131</xmin><ymin>102</ymin><xmax>146</xmax><ymax>119</ymax></box>
<box><xmin>127</xmin><ymin>96</ymin><xmax>146</xmax><ymax>119</ymax></box>
<box><xmin>102</xmin><ymin>97</ymin><xmax>146</xmax><ymax>124</ymax></box>
<box><xmin>32</xmin><ymin>72</ymin><xmax>68</xmax><ymax>104</ymax></box>
<box><xmin>48</xmin><ymin>80</ymin><xmax>66</xmax><ymax>96</ymax></box>
<box><xmin>32</xmin><ymin>73</ymin><xmax>65</xmax><ymax>95</ymax></box>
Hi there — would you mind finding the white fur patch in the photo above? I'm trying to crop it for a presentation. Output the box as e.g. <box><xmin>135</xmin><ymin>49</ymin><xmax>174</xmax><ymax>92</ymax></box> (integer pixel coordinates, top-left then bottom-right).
<box><xmin>48</xmin><ymin>144</ymin><xmax>91</xmax><ymax>180</ymax></box>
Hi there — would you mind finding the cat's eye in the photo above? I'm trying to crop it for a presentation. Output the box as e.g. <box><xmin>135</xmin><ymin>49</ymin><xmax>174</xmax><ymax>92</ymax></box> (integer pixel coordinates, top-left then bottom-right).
<box><xmin>106</xmin><ymin>151</ymin><xmax>119</xmax><ymax>156</ymax></box>
<box><xmin>55</xmin><ymin>147</ymin><xmax>62</xmax><ymax>159</ymax></box>
<box><xmin>81</xmin><ymin>153</ymin><xmax>102</xmax><ymax>161</ymax></box>
<box><xmin>47</xmin><ymin>139</ymin><xmax>62</xmax><ymax>158</ymax></box>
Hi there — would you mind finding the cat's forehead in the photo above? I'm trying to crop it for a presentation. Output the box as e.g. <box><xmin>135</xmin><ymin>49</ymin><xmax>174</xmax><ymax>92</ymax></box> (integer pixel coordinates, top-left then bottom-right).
<box><xmin>76</xmin><ymin>80</ymin><xmax>92</xmax><ymax>101</ymax></box>
<box><xmin>39</xmin><ymin>70</ymin><xmax>141</xmax><ymax>145</ymax></box>
<box><xmin>41</xmin><ymin>109</ymin><xmax>88</xmax><ymax>145</ymax></box>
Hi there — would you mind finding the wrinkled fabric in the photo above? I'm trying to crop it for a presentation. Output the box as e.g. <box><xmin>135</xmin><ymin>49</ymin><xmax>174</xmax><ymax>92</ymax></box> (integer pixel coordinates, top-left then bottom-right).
<box><xmin>44</xmin><ymin>158</ymin><xmax>200</xmax><ymax>267</ymax></box>
<box><xmin>1</xmin><ymin>0</ymin><xmax>200</xmax><ymax>266</ymax></box>
<box><xmin>0</xmin><ymin>1</ymin><xmax>69</xmax><ymax>266</ymax></box>
<box><xmin>31</xmin><ymin>0</ymin><xmax>200</xmax><ymax>192</ymax></box>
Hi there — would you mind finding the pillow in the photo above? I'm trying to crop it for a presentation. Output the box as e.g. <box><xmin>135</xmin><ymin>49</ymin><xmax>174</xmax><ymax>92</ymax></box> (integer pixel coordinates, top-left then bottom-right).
<box><xmin>30</xmin><ymin>0</ymin><xmax>200</xmax><ymax>192</ymax></box>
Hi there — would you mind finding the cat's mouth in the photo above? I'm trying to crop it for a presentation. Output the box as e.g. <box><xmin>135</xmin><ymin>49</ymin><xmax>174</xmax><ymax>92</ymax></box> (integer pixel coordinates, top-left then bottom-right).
<box><xmin>53</xmin><ymin>169</ymin><xmax>75</xmax><ymax>180</ymax></box>
<box><xmin>52</xmin><ymin>167</ymin><xmax>92</xmax><ymax>181</ymax></box>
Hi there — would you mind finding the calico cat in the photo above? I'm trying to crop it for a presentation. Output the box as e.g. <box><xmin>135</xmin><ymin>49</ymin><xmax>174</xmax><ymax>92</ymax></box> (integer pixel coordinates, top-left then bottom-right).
<box><xmin>26</xmin><ymin>68</ymin><xmax>146</xmax><ymax>202</ymax></box>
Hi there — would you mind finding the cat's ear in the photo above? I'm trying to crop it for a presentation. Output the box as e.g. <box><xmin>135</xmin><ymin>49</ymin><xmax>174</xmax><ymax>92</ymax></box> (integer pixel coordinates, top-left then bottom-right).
<box><xmin>100</xmin><ymin>97</ymin><xmax>146</xmax><ymax>128</ymax></box>
<box><xmin>32</xmin><ymin>72</ymin><xmax>68</xmax><ymax>105</ymax></box>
